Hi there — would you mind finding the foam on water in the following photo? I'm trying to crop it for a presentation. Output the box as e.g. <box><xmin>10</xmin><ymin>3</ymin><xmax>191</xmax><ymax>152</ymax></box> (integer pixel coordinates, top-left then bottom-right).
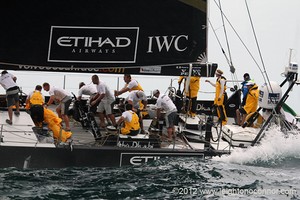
<box><xmin>214</xmin><ymin>125</ymin><xmax>300</xmax><ymax>166</ymax></box>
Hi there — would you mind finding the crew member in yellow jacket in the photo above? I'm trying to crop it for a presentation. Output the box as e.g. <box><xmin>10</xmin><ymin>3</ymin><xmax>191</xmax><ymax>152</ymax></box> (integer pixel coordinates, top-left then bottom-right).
<box><xmin>178</xmin><ymin>75</ymin><xmax>200</xmax><ymax>118</ymax></box>
<box><xmin>25</xmin><ymin>85</ymin><xmax>45</xmax><ymax>127</ymax></box>
<box><xmin>236</xmin><ymin>80</ymin><xmax>259</xmax><ymax>126</ymax></box>
<box><xmin>205</xmin><ymin>69</ymin><xmax>228</xmax><ymax>125</ymax></box>
<box><xmin>116</xmin><ymin>103</ymin><xmax>141</xmax><ymax>136</ymax></box>
<box><xmin>26</xmin><ymin>85</ymin><xmax>72</xmax><ymax>142</ymax></box>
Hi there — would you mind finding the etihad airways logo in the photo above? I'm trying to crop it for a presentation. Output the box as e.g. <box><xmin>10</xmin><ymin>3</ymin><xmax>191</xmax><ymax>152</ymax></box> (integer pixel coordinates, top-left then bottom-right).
<box><xmin>48</xmin><ymin>26</ymin><xmax>139</xmax><ymax>63</ymax></box>
<box><xmin>48</xmin><ymin>26</ymin><xmax>190</xmax><ymax>64</ymax></box>
<box><xmin>57</xmin><ymin>37</ymin><xmax>131</xmax><ymax>48</ymax></box>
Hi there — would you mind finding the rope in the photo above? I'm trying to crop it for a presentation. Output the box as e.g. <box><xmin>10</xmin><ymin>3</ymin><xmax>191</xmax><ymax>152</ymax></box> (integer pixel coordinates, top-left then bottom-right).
<box><xmin>211</xmin><ymin>0</ymin><xmax>264</xmax><ymax>82</ymax></box>
<box><xmin>244</xmin><ymin>0</ymin><xmax>282</xmax><ymax>113</ymax></box>
<box><xmin>209</xmin><ymin>1</ymin><xmax>238</xmax><ymax>88</ymax></box>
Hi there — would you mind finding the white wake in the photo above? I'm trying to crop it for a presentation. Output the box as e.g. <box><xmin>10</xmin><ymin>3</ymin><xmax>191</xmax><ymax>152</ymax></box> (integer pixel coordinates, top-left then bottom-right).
<box><xmin>213</xmin><ymin>125</ymin><xmax>300</xmax><ymax>165</ymax></box>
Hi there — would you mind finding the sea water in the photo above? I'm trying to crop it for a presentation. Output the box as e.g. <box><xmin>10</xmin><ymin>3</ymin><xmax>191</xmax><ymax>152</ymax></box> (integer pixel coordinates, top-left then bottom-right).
<box><xmin>0</xmin><ymin>127</ymin><xmax>299</xmax><ymax>200</ymax></box>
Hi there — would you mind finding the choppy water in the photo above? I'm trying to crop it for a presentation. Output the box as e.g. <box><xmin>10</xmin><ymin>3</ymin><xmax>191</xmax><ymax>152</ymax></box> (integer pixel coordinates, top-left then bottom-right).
<box><xmin>1</xmin><ymin>127</ymin><xmax>300</xmax><ymax>200</ymax></box>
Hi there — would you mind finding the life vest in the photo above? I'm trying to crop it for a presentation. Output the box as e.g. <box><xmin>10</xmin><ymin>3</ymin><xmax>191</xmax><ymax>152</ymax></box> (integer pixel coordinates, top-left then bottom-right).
<box><xmin>125</xmin><ymin>80</ymin><xmax>146</xmax><ymax>115</ymax></box>
<box><xmin>126</xmin><ymin>80</ymin><xmax>143</xmax><ymax>92</ymax></box>
<box><xmin>214</xmin><ymin>76</ymin><xmax>228</xmax><ymax>125</ymax></box>
<box><xmin>30</xmin><ymin>91</ymin><xmax>44</xmax><ymax>105</ymax></box>
<box><xmin>178</xmin><ymin>76</ymin><xmax>200</xmax><ymax>98</ymax></box>
<box><xmin>243</xmin><ymin>84</ymin><xmax>259</xmax><ymax>114</ymax></box>
<box><xmin>214</xmin><ymin>76</ymin><xmax>227</xmax><ymax>105</ymax></box>
<box><xmin>122</xmin><ymin>111</ymin><xmax>140</xmax><ymax>134</ymax></box>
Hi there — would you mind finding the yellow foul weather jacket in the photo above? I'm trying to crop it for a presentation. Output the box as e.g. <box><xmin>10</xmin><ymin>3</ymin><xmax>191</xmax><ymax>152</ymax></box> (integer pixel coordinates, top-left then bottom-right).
<box><xmin>121</xmin><ymin>111</ymin><xmax>140</xmax><ymax>135</ymax></box>
<box><xmin>214</xmin><ymin>76</ymin><xmax>227</xmax><ymax>106</ymax></box>
<box><xmin>243</xmin><ymin>84</ymin><xmax>259</xmax><ymax>114</ymax></box>
<box><xmin>178</xmin><ymin>76</ymin><xmax>200</xmax><ymax>98</ymax></box>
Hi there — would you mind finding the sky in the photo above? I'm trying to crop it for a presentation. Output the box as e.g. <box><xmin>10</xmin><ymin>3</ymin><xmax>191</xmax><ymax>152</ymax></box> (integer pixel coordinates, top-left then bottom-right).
<box><xmin>207</xmin><ymin>0</ymin><xmax>300</xmax><ymax>114</ymax></box>
<box><xmin>2</xmin><ymin>0</ymin><xmax>300</xmax><ymax>114</ymax></box>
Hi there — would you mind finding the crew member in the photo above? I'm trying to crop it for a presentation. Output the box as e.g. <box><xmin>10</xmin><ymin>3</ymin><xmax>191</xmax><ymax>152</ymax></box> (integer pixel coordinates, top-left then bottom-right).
<box><xmin>77</xmin><ymin>82</ymin><xmax>97</xmax><ymax>101</ymax></box>
<box><xmin>241</xmin><ymin>73</ymin><xmax>251</xmax><ymax>106</ymax></box>
<box><xmin>114</xmin><ymin>74</ymin><xmax>149</xmax><ymax>117</ymax></box>
<box><xmin>153</xmin><ymin>89</ymin><xmax>178</xmax><ymax>140</ymax></box>
<box><xmin>0</xmin><ymin>70</ymin><xmax>20</xmax><ymax>125</ymax></box>
<box><xmin>116</xmin><ymin>103</ymin><xmax>141</xmax><ymax>136</ymax></box>
<box><xmin>90</xmin><ymin>75</ymin><xmax>117</xmax><ymax>128</ymax></box>
<box><xmin>126</xmin><ymin>90</ymin><xmax>148</xmax><ymax>133</ymax></box>
<box><xmin>25</xmin><ymin>85</ymin><xmax>45</xmax><ymax>127</ymax></box>
<box><xmin>178</xmin><ymin>75</ymin><xmax>200</xmax><ymax>118</ymax></box>
<box><xmin>114</xmin><ymin>74</ymin><xmax>143</xmax><ymax>96</ymax></box>
<box><xmin>236</xmin><ymin>80</ymin><xmax>259</xmax><ymax>126</ymax></box>
<box><xmin>43</xmin><ymin>82</ymin><xmax>72</xmax><ymax>131</ymax></box>
<box><xmin>205</xmin><ymin>69</ymin><xmax>228</xmax><ymax>125</ymax></box>
<box><xmin>78</xmin><ymin>82</ymin><xmax>98</xmax><ymax>113</ymax></box>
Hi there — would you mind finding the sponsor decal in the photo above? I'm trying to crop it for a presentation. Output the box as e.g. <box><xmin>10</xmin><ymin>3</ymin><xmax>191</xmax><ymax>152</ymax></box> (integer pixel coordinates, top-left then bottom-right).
<box><xmin>130</xmin><ymin>156</ymin><xmax>161</xmax><ymax>166</ymax></box>
<box><xmin>18</xmin><ymin>65</ymin><xmax>125</xmax><ymax>73</ymax></box>
<box><xmin>147</xmin><ymin>35</ymin><xmax>188</xmax><ymax>53</ymax></box>
<box><xmin>117</xmin><ymin>141</ymin><xmax>154</xmax><ymax>149</ymax></box>
<box><xmin>196</xmin><ymin>103</ymin><xmax>211</xmax><ymax>112</ymax></box>
<box><xmin>139</xmin><ymin>66</ymin><xmax>162</xmax><ymax>74</ymax></box>
<box><xmin>175</xmin><ymin>65</ymin><xmax>201</xmax><ymax>76</ymax></box>
<box><xmin>229</xmin><ymin>104</ymin><xmax>237</xmax><ymax>108</ymax></box>
<box><xmin>120</xmin><ymin>153</ymin><xmax>204</xmax><ymax>166</ymax></box>
<box><xmin>48</xmin><ymin>26</ymin><xmax>139</xmax><ymax>63</ymax></box>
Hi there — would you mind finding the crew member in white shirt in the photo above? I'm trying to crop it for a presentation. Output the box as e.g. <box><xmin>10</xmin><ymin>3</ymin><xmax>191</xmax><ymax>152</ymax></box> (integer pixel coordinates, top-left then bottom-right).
<box><xmin>78</xmin><ymin>82</ymin><xmax>98</xmax><ymax>113</ymax></box>
<box><xmin>0</xmin><ymin>70</ymin><xmax>20</xmax><ymax>125</ymax></box>
<box><xmin>77</xmin><ymin>82</ymin><xmax>97</xmax><ymax>101</ymax></box>
<box><xmin>90</xmin><ymin>75</ymin><xmax>117</xmax><ymax>128</ymax></box>
<box><xmin>153</xmin><ymin>89</ymin><xmax>178</xmax><ymax>140</ymax></box>
<box><xmin>126</xmin><ymin>90</ymin><xmax>148</xmax><ymax>133</ymax></box>
<box><xmin>43</xmin><ymin>82</ymin><xmax>72</xmax><ymax>131</ymax></box>
<box><xmin>114</xmin><ymin>74</ymin><xmax>143</xmax><ymax>96</ymax></box>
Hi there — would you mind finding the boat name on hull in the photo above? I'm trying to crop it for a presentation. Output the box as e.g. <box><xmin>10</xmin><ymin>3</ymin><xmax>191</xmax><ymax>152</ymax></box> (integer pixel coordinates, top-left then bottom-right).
<box><xmin>117</xmin><ymin>141</ymin><xmax>154</xmax><ymax>149</ymax></box>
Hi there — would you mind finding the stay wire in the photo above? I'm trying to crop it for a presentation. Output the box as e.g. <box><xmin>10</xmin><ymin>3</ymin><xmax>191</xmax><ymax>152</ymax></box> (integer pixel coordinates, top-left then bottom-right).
<box><xmin>212</xmin><ymin>0</ymin><xmax>264</xmax><ymax>80</ymax></box>
<box><xmin>208</xmin><ymin>20</ymin><xmax>231</xmax><ymax>68</ymax></box>
<box><xmin>217</xmin><ymin>0</ymin><xmax>238</xmax><ymax>84</ymax></box>
<box><xmin>208</xmin><ymin>19</ymin><xmax>238</xmax><ymax>87</ymax></box>
<box><xmin>244</xmin><ymin>0</ymin><xmax>270</xmax><ymax>87</ymax></box>
<box><xmin>245</xmin><ymin>0</ymin><xmax>279</xmax><ymax>110</ymax></box>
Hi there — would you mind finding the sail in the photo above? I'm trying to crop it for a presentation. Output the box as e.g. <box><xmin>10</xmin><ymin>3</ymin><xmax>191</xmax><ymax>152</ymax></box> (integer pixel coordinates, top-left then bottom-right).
<box><xmin>0</xmin><ymin>0</ymin><xmax>209</xmax><ymax>75</ymax></box>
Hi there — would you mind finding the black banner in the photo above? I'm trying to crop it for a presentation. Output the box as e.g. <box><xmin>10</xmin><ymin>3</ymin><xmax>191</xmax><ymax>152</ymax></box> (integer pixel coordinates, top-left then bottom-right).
<box><xmin>12</xmin><ymin>63</ymin><xmax>217</xmax><ymax>77</ymax></box>
<box><xmin>0</xmin><ymin>0</ymin><xmax>207</xmax><ymax>73</ymax></box>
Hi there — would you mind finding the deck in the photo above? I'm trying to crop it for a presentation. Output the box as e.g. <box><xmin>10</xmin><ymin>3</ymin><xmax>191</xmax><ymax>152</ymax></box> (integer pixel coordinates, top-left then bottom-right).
<box><xmin>0</xmin><ymin>105</ymin><xmax>207</xmax><ymax>150</ymax></box>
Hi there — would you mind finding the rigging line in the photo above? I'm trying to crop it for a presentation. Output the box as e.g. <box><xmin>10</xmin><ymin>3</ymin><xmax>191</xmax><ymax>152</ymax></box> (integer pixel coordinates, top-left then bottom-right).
<box><xmin>244</xmin><ymin>0</ymin><xmax>279</xmax><ymax>111</ymax></box>
<box><xmin>244</xmin><ymin>0</ymin><xmax>270</xmax><ymax>86</ymax></box>
<box><xmin>210</xmin><ymin>0</ymin><xmax>240</xmax><ymax>87</ymax></box>
<box><xmin>214</xmin><ymin>0</ymin><xmax>238</xmax><ymax>88</ymax></box>
<box><xmin>208</xmin><ymin>19</ymin><xmax>237</xmax><ymax>88</ymax></box>
<box><xmin>211</xmin><ymin>1</ymin><xmax>239</xmax><ymax>88</ymax></box>
<box><xmin>217</xmin><ymin>0</ymin><xmax>234</xmax><ymax>69</ymax></box>
<box><xmin>208</xmin><ymin>19</ymin><xmax>231</xmax><ymax>67</ymax></box>
<box><xmin>212</xmin><ymin>1</ymin><xmax>264</xmax><ymax>79</ymax></box>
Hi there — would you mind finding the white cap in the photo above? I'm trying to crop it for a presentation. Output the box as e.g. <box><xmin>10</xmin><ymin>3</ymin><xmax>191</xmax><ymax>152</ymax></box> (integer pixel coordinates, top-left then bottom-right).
<box><xmin>153</xmin><ymin>89</ymin><xmax>159</xmax><ymax>96</ymax></box>
<box><xmin>137</xmin><ymin>90</ymin><xmax>145</xmax><ymax>97</ymax></box>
